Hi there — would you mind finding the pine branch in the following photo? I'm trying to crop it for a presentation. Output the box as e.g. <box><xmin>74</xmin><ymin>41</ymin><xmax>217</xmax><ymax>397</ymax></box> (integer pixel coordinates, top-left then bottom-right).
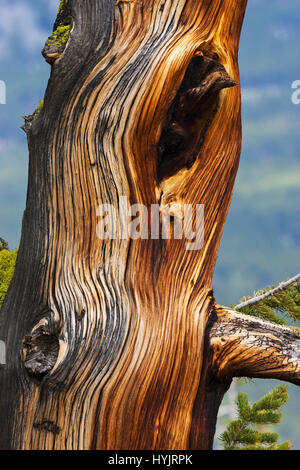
<box><xmin>233</xmin><ymin>274</ymin><xmax>300</xmax><ymax>326</ymax></box>
<box><xmin>218</xmin><ymin>277</ymin><xmax>299</xmax><ymax>450</ymax></box>
<box><xmin>219</xmin><ymin>385</ymin><xmax>291</xmax><ymax>450</ymax></box>
<box><xmin>235</xmin><ymin>274</ymin><xmax>300</xmax><ymax>310</ymax></box>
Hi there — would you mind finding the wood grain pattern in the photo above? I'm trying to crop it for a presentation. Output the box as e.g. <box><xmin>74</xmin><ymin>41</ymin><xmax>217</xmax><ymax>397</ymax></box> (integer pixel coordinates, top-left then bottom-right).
<box><xmin>210</xmin><ymin>308</ymin><xmax>300</xmax><ymax>385</ymax></box>
<box><xmin>0</xmin><ymin>0</ymin><xmax>249</xmax><ymax>450</ymax></box>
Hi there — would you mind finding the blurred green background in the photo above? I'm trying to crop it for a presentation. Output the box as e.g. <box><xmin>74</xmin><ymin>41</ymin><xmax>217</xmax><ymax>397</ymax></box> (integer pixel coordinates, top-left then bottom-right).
<box><xmin>0</xmin><ymin>0</ymin><xmax>299</xmax><ymax>448</ymax></box>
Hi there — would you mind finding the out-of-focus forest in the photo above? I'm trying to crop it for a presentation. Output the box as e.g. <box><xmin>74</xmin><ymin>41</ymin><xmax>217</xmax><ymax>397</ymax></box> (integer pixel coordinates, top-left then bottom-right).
<box><xmin>0</xmin><ymin>0</ymin><xmax>299</xmax><ymax>448</ymax></box>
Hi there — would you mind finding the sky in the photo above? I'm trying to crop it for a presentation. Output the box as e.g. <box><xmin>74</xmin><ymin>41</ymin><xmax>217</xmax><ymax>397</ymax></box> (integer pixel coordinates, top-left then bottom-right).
<box><xmin>0</xmin><ymin>0</ymin><xmax>58</xmax><ymax>59</ymax></box>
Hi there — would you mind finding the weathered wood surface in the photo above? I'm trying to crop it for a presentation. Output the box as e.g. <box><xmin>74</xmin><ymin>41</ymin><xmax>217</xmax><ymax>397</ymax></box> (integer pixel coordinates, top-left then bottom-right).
<box><xmin>0</xmin><ymin>0</ymin><xmax>269</xmax><ymax>450</ymax></box>
<box><xmin>211</xmin><ymin>308</ymin><xmax>300</xmax><ymax>385</ymax></box>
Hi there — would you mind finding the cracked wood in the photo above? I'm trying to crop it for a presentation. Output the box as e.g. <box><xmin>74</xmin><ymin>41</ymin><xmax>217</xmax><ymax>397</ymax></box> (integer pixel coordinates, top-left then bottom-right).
<box><xmin>0</xmin><ymin>0</ymin><xmax>248</xmax><ymax>450</ymax></box>
<box><xmin>210</xmin><ymin>308</ymin><xmax>300</xmax><ymax>385</ymax></box>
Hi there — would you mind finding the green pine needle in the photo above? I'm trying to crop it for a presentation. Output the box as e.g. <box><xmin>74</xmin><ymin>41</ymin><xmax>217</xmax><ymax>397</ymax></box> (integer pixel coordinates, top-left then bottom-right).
<box><xmin>234</xmin><ymin>276</ymin><xmax>300</xmax><ymax>326</ymax></box>
<box><xmin>219</xmin><ymin>384</ymin><xmax>290</xmax><ymax>450</ymax></box>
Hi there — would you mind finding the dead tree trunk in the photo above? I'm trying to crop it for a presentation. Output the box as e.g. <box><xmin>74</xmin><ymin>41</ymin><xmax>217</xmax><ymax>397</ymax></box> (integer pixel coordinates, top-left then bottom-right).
<box><xmin>1</xmin><ymin>0</ymin><xmax>300</xmax><ymax>450</ymax></box>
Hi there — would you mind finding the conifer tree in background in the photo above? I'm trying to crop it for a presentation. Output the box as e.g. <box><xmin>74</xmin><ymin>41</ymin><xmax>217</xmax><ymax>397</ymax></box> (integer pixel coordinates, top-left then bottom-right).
<box><xmin>0</xmin><ymin>240</ymin><xmax>17</xmax><ymax>308</ymax></box>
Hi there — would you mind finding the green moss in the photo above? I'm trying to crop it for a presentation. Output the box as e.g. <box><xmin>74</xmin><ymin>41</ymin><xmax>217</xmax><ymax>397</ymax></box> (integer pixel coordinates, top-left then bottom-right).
<box><xmin>45</xmin><ymin>1</ymin><xmax>71</xmax><ymax>53</ymax></box>
<box><xmin>46</xmin><ymin>25</ymin><xmax>70</xmax><ymax>48</ymax></box>
<box><xmin>58</xmin><ymin>0</ymin><xmax>69</xmax><ymax>15</ymax></box>
<box><xmin>0</xmin><ymin>249</ymin><xmax>17</xmax><ymax>308</ymax></box>
<box><xmin>33</xmin><ymin>100</ymin><xmax>44</xmax><ymax>118</ymax></box>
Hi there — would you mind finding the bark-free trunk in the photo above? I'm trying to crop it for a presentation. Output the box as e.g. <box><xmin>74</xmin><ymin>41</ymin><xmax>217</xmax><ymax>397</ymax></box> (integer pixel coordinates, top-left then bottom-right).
<box><xmin>1</xmin><ymin>0</ymin><xmax>300</xmax><ymax>450</ymax></box>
